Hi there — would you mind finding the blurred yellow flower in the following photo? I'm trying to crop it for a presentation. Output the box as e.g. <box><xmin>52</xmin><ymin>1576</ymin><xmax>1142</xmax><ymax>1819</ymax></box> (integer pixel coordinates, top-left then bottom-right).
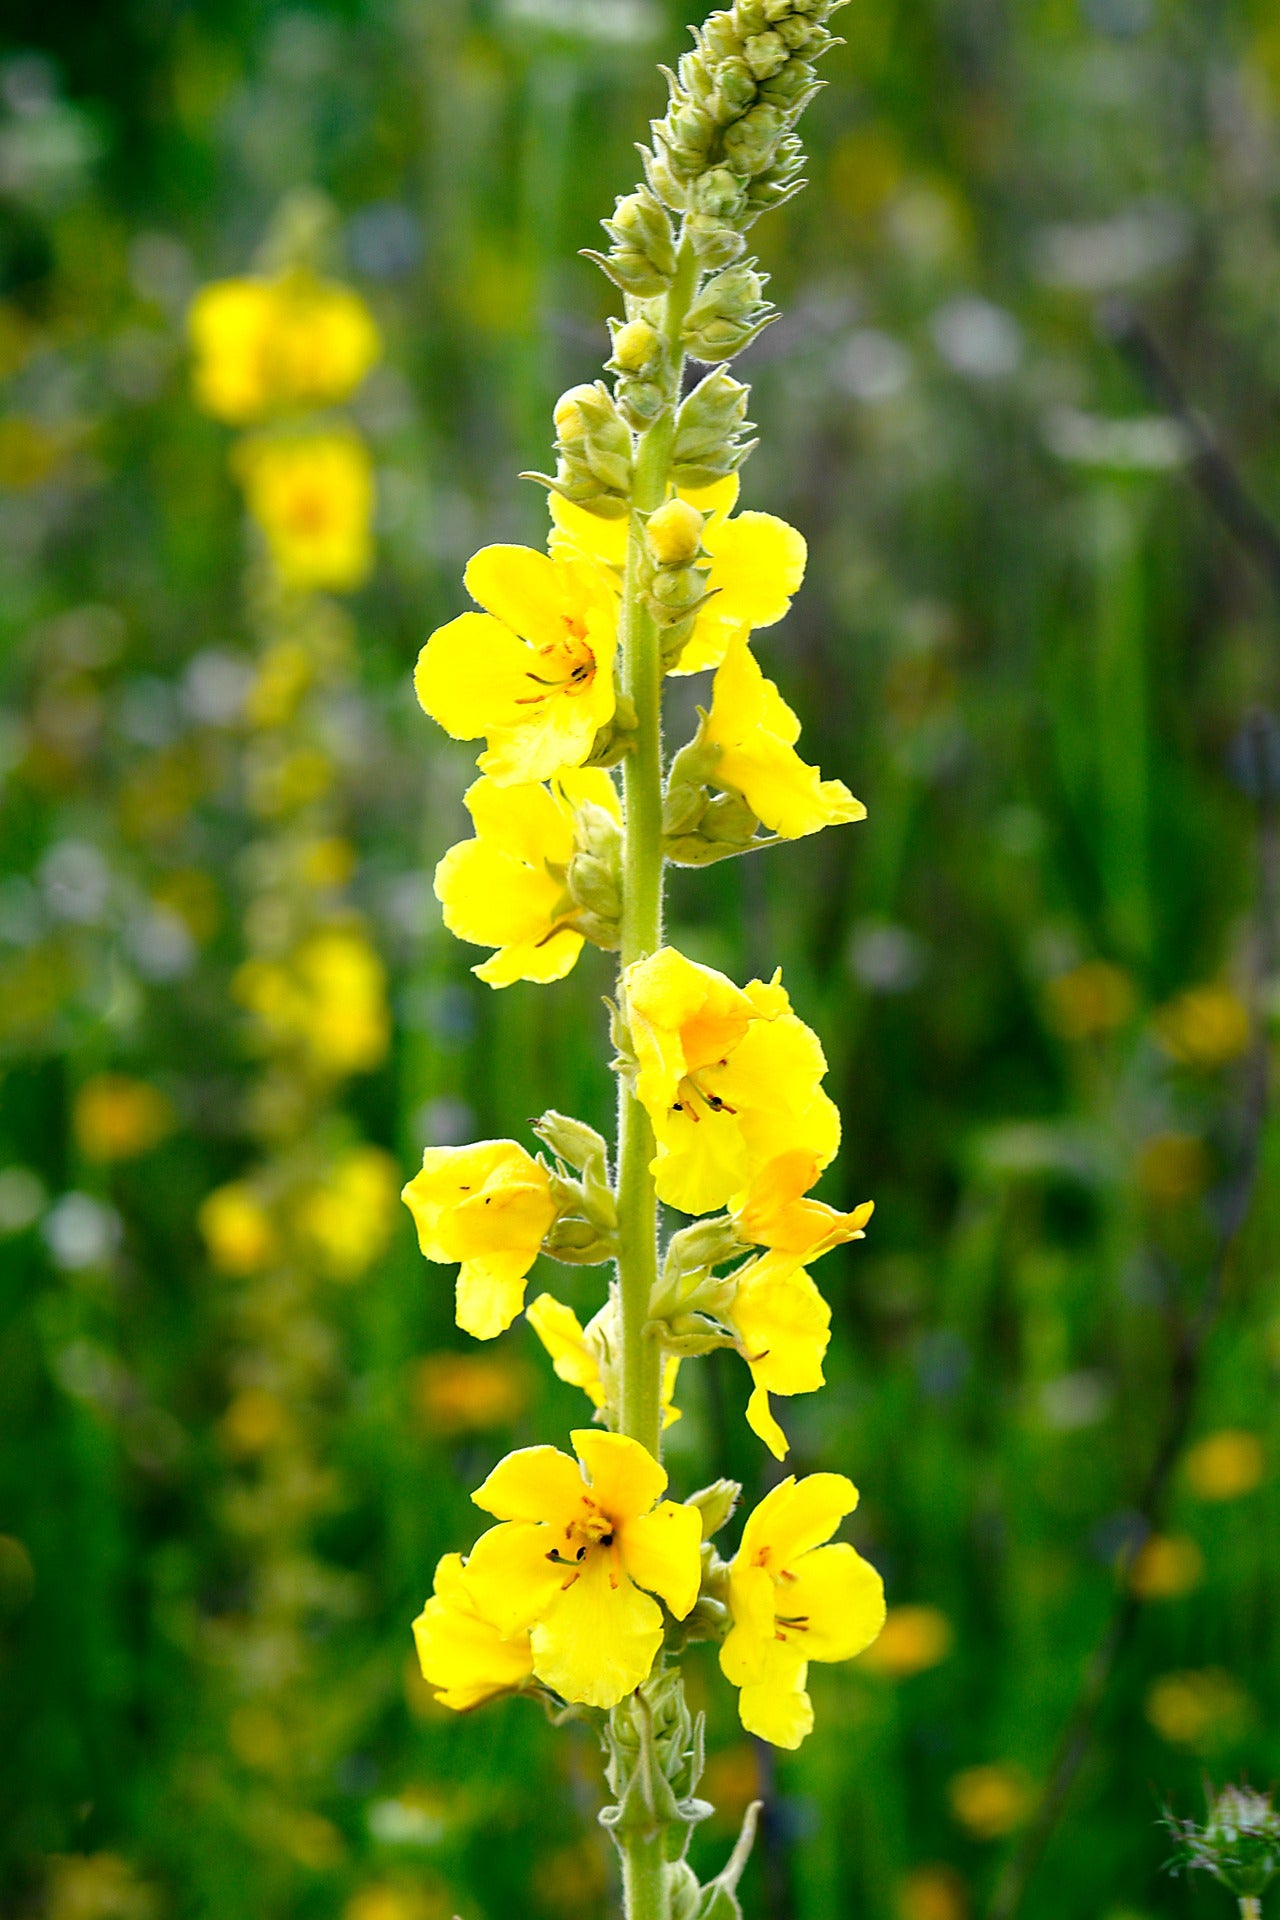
<box><xmin>188</xmin><ymin>271</ymin><xmax>380</xmax><ymax>423</ymax></box>
<box><xmin>434</xmin><ymin>769</ymin><xmax>619</xmax><ymax>987</ymax></box>
<box><xmin>724</xmin><ymin>1255</ymin><xmax>830</xmax><ymax>1459</ymax></box>
<box><xmin>415</xmin><ymin>548</ymin><xmax>618</xmax><ymax>786</ymax></box>
<box><xmin>898</xmin><ymin>1865</ymin><xmax>968</xmax><ymax>1920</ymax></box>
<box><xmin>1137</xmin><ymin>1132</ymin><xmax>1211</xmax><ymax>1206</ymax></box>
<box><xmin>1155</xmin><ymin>984</ymin><xmax>1250</xmax><ymax>1070</ymax></box>
<box><xmin>1127</xmin><ymin>1533</ymin><xmax>1204</xmax><ymax>1600</ymax></box>
<box><xmin>234</xmin><ymin>926</ymin><xmax>389</xmax><ymax>1076</ymax></box>
<box><xmin>45</xmin><ymin>1854</ymin><xmax>157</xmax><ymax>1920</ymax></box>
<box><xmin>531</xmin><ymin>1839</ymin><xmax>610</xmax><ymax>1915</ymax></box>
<box><xmin>402</xmin><ymin>1140</ymin><xmax>560</xmax><ymax>1339</ymax></box>
<box><xmin>345</xmin><ymin>1882</ymin><xmax>449</xmax><ymax>1920</ymax></box>
<box><xmin>152</xmin><ymin>868</ymin><xmax>221</xmax><ymax>942</ymax></box>
<box><xmin>245</xmin><ymin>637</ymin><xmax>313</xmax><ymax>729</ymax></box>
<box><xmin>413</xmin><ymin>1550</ymin><xmax>535</xmax><ymax>1712</ymax></box>
<box><xmin>298</xmin><ymin>837</ymin><xmax>355</xmax><ymax>891</ymax></box>
<box><xmin>234</xmin><ymin>430</ymin><xmax>375</xmax><ymax>593</ymax></box>
<box><xmin>219</xmin><ymin>1387</ymin><xmax>289</xmax><ymax>1457</ymax></box>
<box><xmin>704</xmin><ymin>636</ymin><xmax>865</xmax><ymax>839</ymax></box>
<box><xmin>227</xmin><ymin>1703</ymin><xmax>288</xmax><ymax>1770</ymax></box>
<box><xmin>73</xmin><ymin>1074</ymin><xmax>173</xmax><ymax>1163</ymax></box>
<box><xmin>699</xmin><ymin>1743</ymin><xmax>760</xmax><ymax>1825</ymax></box>
<box><xmin>624</xmin><ymin>946</ymin><xmax>840</xmax><ymax>1215</ymax></box>
<box><xmin>413</xmin><ymin>1352</ymin><xmax>529</xmax><ymax>1435</ymax></box>
<box><xmin>860</xmin><ymin>1604</ymin><xmax>954</xmax><ymax>1678</ymax></box>
<box><xmin>457</xmin><ymin>1431</ymin><xmax>701</xmax><ymax>1708</ymax></box>
<box><xmin>295</xmin><ymin>1144</ymin><xmax>399</xmax><ymax>1280</ymax></box>
<box><xmin>947</xmin><ymin>1764</ymin><xmax>1033</xmax><ymax>1841</ymax></box>
<box><xmin>0</xmin><ymin>415</ymin><xmax>61</xmax><ymax>489</ymax></box>
<box><xmin>1045</xmin><ymin>961</ymin><xmax>1136</xmax><ymax>1041</ymax></box>
<box><xmin>199</xmin><ymin>1181</ymin><xmax>279</xmax><ymax>1276</ymax></box>
<box><xmin>721</xmin><ymin>1472</ymin><xmax>885</xmax><ymax>1747</ymax></box>
<box><xmin>1183</xmin><ymin>1429</ymin><xmax>1265</xmax><ymax>1502</ymax></box>
<box><xmin>1145</xmin><ymin>1669</ymin><xmax>1251</xmax><ymax>1750</ymax></box>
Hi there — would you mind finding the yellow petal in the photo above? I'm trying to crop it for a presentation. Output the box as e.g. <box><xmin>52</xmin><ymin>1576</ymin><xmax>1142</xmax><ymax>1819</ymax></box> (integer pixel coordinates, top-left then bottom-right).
<box><xmin>548</xmin><ymin>493</ymin><xmax>629</xmax><ymax>570</ymax></box>
<box><xmin>401</xmin><ymin>1140</ymin><xmax>536</xmax><ymax>1263</ymax></box>
<box><xmin>531</xmin><ymin>1552</ymin><xmax>663</xmax><ymax>1707</ymax></box>
<box><xmin>625</xmin><ymin>947</ymin><xmax>756</xmax><ymax>1114</ymax></box>
<box><xmin>739</xmin><ymin>1473</ymin><xmax>858</xmax><ymax>1570</ymax></box>
<box><xmin>618</xmin><ymin>1500</ymin><xmax>702</xmax><ymax>1618</ymax></box>
<box><xmin>737</xmin><ymin>1666</ymin><xmax>813</xmax><ymax>1749</ymax></box>
<box><xmin>526</xmin><ymin>1294</ymin><xmax>605</xmax><ymax>1405</ymax></box>
<box><xmin>785</xmin><ymin>1542</ymin><xmax>885</xmax><ymax>1664</ymax></box>
<box><xmin>555</xmin><ymin>765</ymin><xmax>622</xmax><ymax>820</ymax></box>
<box><xmin>705</xmin><ymin>511</ymin><xmax>807</xmax><ymax>631</ymax></box>
<box><xmin>720</xmin><ymin>1564</ymin><xmax>777</xmax><ymax>1682</ymax></box>
<box><xmin>434</xmin><ymin>839</ymin><xmax>565</xmax><ymax>952</ymax></box>
<box><xmin>414</xmin><ymin>612</ymin><xmax>536</xmax><ymax>741</ymax></box>
<box><xmin>473</xmin><ymin>930</ymin><xmax>583</xmax><ymax>989</ymax></box>
<box><xmin>707</xmin><ymin>641</ymin><xmax>866</xmax><ymax>839</ymax></box>
<box><xmin>678</xmin><ymin>474</ymin><xmax>740</xmax><ymax>521</ymax></box>
<box><xmin>461</xmin><ymin>1522</ymin><xmax>563</xmax><ymax>1636</ymax></box>
<box><xmin>465</xmin><ymin>545</ymin><xmax>572</xmax><ymax>650</ymax></box>
<box><xmin>572</xmin><ymin>1428</ymin><xmax>667</xmax><ymax>1523</ymax></box>
<box><xmin>455</xmin><ymin>1252</ymin><xmax>533</xmax><ymax>1340</ymax></box>
<box><xmin>413</xmin><ymin>1551</ymin><xmax>534</xmax><ymax>1709</ymax></box>
<box><xmin>472</xmin><ymin>1444</ymin><xmax>587</xmax><ymax>1528</ymax></box>
<box><xmin>745</xmin><ymin>1384</ymin><xmax>789</xmax><ymax>1460</ymax></box>
<box><xmin>465</xmin><ymin>775</ymin><xmax>575</xmax><ymax>867</ymax></box>
<box><xmin>651</xmin><ymin>1107</ymin><xmax>753</xmax><ymax>1216</ymax></box>
<box><xmin>477</xmin><ymin>702</ymin><xmax>600</xmax><ymax>788</ymax></box>
<box><xmin>733</xmin><ymin>1262</ymin><xmax>830</xmax><ymax>1397</ymax></box>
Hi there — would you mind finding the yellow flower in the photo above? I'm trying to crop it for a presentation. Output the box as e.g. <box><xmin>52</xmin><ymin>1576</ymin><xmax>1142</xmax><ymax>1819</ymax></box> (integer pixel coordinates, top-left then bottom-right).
<box><xmin>947</xmin><ymin>1765</ymin><xmax>1033</xmax><ymax>1841</ymax></box>
<box><xmin>1128</xmin><ymin>1533</ymin><xmax>1204</xmax><ymax>1600</ymax></box>
<box><xmin>412</xmin><ymin>1551</ymin><xmax>534</xmax><ymax>1711</ymax></box>
<box><xmin>720</xmin><ymin>1472</ymin><xmax>885</xmax><ymax>1747</ymax></box>
<box><xmin>199</xmin><ymin>1181</ymin><xmax>279</xmax><ymax>1275</ymax></box>
<box><xmin>734</xmin><ymin>1149</ymin><xmax>873</xmax><ymax>1264</ymax></box>
<box><xmin>1155</xmin><ymin>983</ymin><xmax>1251</xmax><ymax>1069</ymax></box>
<box><xmin>234</xmin><ymin>430</ymin><xmax>375</xmax><ymax>592</ymax></box>
<box><xmin>402</xmin><ymin>1141</ymin><xmax>560</xmax><ymax>1340</ymax></box>
<box><xmin>860</xmin><ymin>1604</ymin><xmax>954</xmax><ymax>1679</ymax></box>
<box><xmin>234</xmin><ymin>927</ymin><xmax>389</xmax><ymax>1076</ymax></box>
<box><xmin>414</xmin><ymin>1353</ymin><xmax>529</xmax><ymax>1435</ymax></box>
<box><xmin>459</xmin><ymin>1429</ymin><xmax>702</xmax><ymax>1708</ymax></box>
<box><xmin>1183</xmin><ymin>1429</ymin><xmax>1264</xmax><ymax>1502</ymax></box>
<box><xmin>1044</xmin><ymin>961</ymin><xmax>1136</xmax><ymax>1041</ymax></box>
<box><xmin>623</xmin><ymin>947</ymin><xmax>840</xmax><ymax>1215</ymax></box>
<box><xmin>73</xmin><ymin>1075</ymin><xmax>173</xmax><ymax>1163</ymax></box>
<box><xmin>434</xmin><ymin>769</ymin><xmax>619</xmax><ymax>987</ymax></box>
<box><xmin>724</xmin><ymin>1256</ymin><xmax>831</xmax><ymax>1458</ymax></box>
<box><xmin>704</xmin><ymin>637</ymin><xmax>865</xmax><ymax>839</ymax></box>
<box><xmin>295</xmin><ymin>1145</ymin><xmax>400</xmax><ymax>1280</ymax></box>
<box><xmin>550</xmin><ymin>474</ymin><xmax>805</xmax><ymax>675</ymax></box>
<box><xmin>188</xmin><ymin>271</ymin><xmax>380</xmax><ymax>424</ymax></box>
<box><xmin>526</xmin><ymin>1292</ymin><xmax>681</xmax><ymax>1426</ymax></box>
<box><xmin>1145</xmin><ymin>1669</ymin><xmax>1251</xmax><ymax>1751</ymax></box>
<box><xmin>897</xmin><ymin>1865</ymin><xmax>968</xmax><ymax>1920</ymax></box>
<box><xmin>415</xmin><ymin>549</ymin><xmax>618</xmax><ymax>785</ymax></box>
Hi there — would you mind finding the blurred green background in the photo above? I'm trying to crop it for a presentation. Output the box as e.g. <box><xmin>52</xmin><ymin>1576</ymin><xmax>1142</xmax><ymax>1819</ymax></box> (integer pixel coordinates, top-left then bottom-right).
<box><xmin>2</xmin><ymin>3</ymin><xmax>1279</xmax><ymax>1920</ymax></box>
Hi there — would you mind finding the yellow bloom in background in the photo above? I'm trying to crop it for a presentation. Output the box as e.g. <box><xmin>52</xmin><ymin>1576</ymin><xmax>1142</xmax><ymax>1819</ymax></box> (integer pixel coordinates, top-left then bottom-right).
<box><xmin>1044</xmin><ymin>960</ymin><xmax>1136</xmax><ymax>1041</ymax></box>
<box><xmin>897</xmin><ymin>1864</ymin><xmax>968</xmax><ymax>1920</ymax></box>
<box><xmin>526</xmin><ymin>1292</ymin><xmax>681</xmax><ymax>1427</ymax></box>
<box><xmin>1136</xmin><ymin>1131</ymin><xmax>1211</xmax><ymax>1206</ymax></box>
<box><xmin>1127</xmin><ymin>1533</ymin><xmax>1204</xmax><ymax>1600</ymax></box>
<box><xmin>199</xmin><ymin>1181</ymin><xmax>279</xmax><ymax>1275</ymax></box>
<box><xmin>724</xmin><ymin>1256</ymin><xmax>831</xmax><ymax>1459</ymax></box>
<box><xmin>413</xmin><ymin>1551</ymin><xmax>534</xmax><ymax>1711</ymax></box>
<box><xmin>295</xmin><ymin>1144</ymin><xmax>399</xmax><ymax>1280</ymax></box>
<box><xmin>73</xmin><ymin>1074</ymin><xmax>173</xmax><ymax>1163</ymax></box>
<box><xmin>234</xmin><ymin>431</ymin><xmax>375</xmax><ymax>592</ymax></box>
<box><xmin>947</xmin><ymin>1764</ymin><xmax>1033</xmax><ymax>1841</ymax></box>
<box><xmin>1183</xmin><ymin>1429</ymin><xmax>1265</xmax><ymax>1501</ymax></box>
<box><xmin>434</xmin><ymin>770</ymin><xmax>618</xmax><ymax>987</ymax></box>
<box><xmin>734</xmin><ymin>1148</ymin><xmax>873</xmax><ymax>1264</ymax></box>
<box><xmin>704</xmin><ymin>637</ymin><xmax>865</xmax><ymax>839</ymax></box>
<box><xmin>624</xmin><ymin>946</ymin><xmax>840</xmax><ymax>1214</ymax></box>
<box><xmin>219</xmin><ymin>1387</ymin><xmax>289</xmax><ymax>1458</ymax></box>
<box><xmin>860</xmin><ymin>1604</ymin><xmax>954</xmax><ymax>1679</ymax></box>
<box><xmin>188</xmin><ymin>271</ymin><xmax>381</xmax><ymax>424</ymax></box>
<box><xmin>414</xmin><ymin>1353</ymin><xmax>530</xmax><ymax>1436</ymax></box>
<box><xmin>45</xmin><ymin>1852</ymin><xmax>158</xmax><ymax>1920</ymax></box>
<box><xmin>721</xmin><ymin>1472</ymin><xmax>884</xmax><ymax>1747</ymax></box>
<box><xmin>549</xmin><ymin>474</ymin><xmax>805</xmax><ymax>675</ymax></box>
<box><xmin>415</xmin><ymin>548</ymin><xmax>618</xmax><ymax>785</ymax></box>
<box><xmin>461</xmin><ymin>1430</ymin><xmax>702</xmax><ymax>1708</ymax></box>
<box><xmin>402</xmin><ymin>1141</ymin><xmax>560</xmax><ymax>1340</ymax></box>
<box><xmin>1155</xmin><ymin>983</ymin><xmax>1251</xmax><ymax>1069</ymax></box>
<box><xmin>1145</xmin><ymin>1668</ymin><xmax>1252</xmax><ymax>1750</ymax></box>
<box><xmin>235</xmin><ymin>926</ymin><xmax>388</xmax><ymax>1077</ymax></box>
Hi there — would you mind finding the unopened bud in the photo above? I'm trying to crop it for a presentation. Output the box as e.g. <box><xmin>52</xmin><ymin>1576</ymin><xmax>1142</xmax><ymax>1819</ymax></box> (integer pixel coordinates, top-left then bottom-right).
<box><xmin>722</xmin><ymin>100</ymin><xmax>787</xmax><ymax>174</ymax></box>
<box><xmin>743</xmin><ymin>31</ymin><xmax>788</xmax><ymax>79</ymax></box>
<box><xmin>533</xmin><ymin>1110</ymin><xmax>610</xmax><ymax>1179</ymax></box>
<box><xmin>646</xmin><ymin>499</ymin><xmax>705</xmax><ymax>567</ymax></box>
<box><xmin>682</xmin><ymin>264</ymin><xmax>775</xmax><ymax>362</ymax></box>
<box><xmin>685</xmin><ymin>1478</ymin><xmax>742</xmax><ymax>1538</ymax></box>
<box><xmin>687</xmin><ymin>216</ymin><xmax>748</xmax><ymax>269</ymax></box>
<box><xmin>543</xmin><ymin>1216</ymin><xmax>614</xmax><ymax>1266</ymax></box>
<box><xmin>611</xmin><ymin>317</ymin><xmax>661</xmax><ymax>374</ymax></box>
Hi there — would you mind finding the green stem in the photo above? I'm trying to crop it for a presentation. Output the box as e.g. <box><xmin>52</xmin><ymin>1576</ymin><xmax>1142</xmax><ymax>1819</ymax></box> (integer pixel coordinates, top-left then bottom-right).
<box><xmin>621</xmin><ymin>1832</ymin><xmax>669</xmax><ymax>1920</ymax></box>
<box><xmin>615</xmin><ymin>236</ymin><xmax>698</xmax><ymax>1458</ymax></box>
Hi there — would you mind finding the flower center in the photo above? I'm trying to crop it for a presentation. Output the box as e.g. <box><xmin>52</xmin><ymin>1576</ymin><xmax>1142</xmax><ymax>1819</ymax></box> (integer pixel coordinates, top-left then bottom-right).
<box><xmin>544</xmin><ymin>1497</ymin><xmax>620</xmax><ymax>1588</ymax></box>
<box><xmin>515</xmin><ymin>635</ymin><xmax>596</xmax><ymax>707</ymax></box>
<box><xmin>671</xmin><ymin>1068</ymin><xmax>737</xmax><ymax>1122</ymax></box>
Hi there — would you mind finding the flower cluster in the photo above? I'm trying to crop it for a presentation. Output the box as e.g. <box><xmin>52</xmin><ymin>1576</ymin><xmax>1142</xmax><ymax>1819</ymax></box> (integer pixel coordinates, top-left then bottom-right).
<box><xmin>402</xmin><ymin>3</ymin><xmax>883</xmax><ymax>1907</ymax></box>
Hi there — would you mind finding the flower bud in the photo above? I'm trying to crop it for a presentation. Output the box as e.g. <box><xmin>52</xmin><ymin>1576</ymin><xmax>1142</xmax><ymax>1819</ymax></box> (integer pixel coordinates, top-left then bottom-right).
<box><xmin>685</xmin><ymin>1479</ymin><xmax>742</xmax><ymax>1538</ymax></box>
<box><xmin>687</xmin><ymin>216</ymin><xmax>748</xmax><ymax>269</ymax></box>
<box><xmin>646</xmin><ymin>499</ymin><xmax>705</xmax><ymax>567</ymax></box>
<box><xmin>722</xmin><ymin>101</ymin><xmax>787</xmax><ymax>174</ymax></box>
<box><xmin>682</xmin><ymin>264</ymin><xmax>775</xmax><ymax>362</ymax></box>
<box><xmin>532</xmin><ymin>1110</ymin><xmax>610</xmax><ymax>1179</ymax></box>
<box><xmin>692</xmin><ymin>168</ymin><xmax>749</xmax><ymax>220</ymax></box>
<box><xmin>672</xmin><ymin>367</ymin><xmax>755</xmax><ymax>478</ymax></box>
<box><xmin>542</xmin><ymin>1215</ymin><xmax>614</xmax><ymax>1266</ymax></box>
<box><xmin>743</xmin><ymin>31</ymin><xmax>788</xmax><ymax>78</ymax></box>
<box><xmin>610</xmin><ymin>317</ymin><xmax>661</xmax><ymax>374</ymax></box>
<box><xmin>712</xmin><ymin>57</ymin><xmax>758</xmax><ymax>118</ymax></box>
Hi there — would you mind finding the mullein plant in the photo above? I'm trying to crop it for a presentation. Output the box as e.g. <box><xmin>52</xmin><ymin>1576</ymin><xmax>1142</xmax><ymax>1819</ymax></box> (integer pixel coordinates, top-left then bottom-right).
<box><xmin>403</xmin><ymin>8</ymin><xmax>885</xmax><ymax>1917</ymax></box>
<box><xmin>187</xmin><ymin>199</ymin><xmax>399</xmax><ymax>1867</ymax></box>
